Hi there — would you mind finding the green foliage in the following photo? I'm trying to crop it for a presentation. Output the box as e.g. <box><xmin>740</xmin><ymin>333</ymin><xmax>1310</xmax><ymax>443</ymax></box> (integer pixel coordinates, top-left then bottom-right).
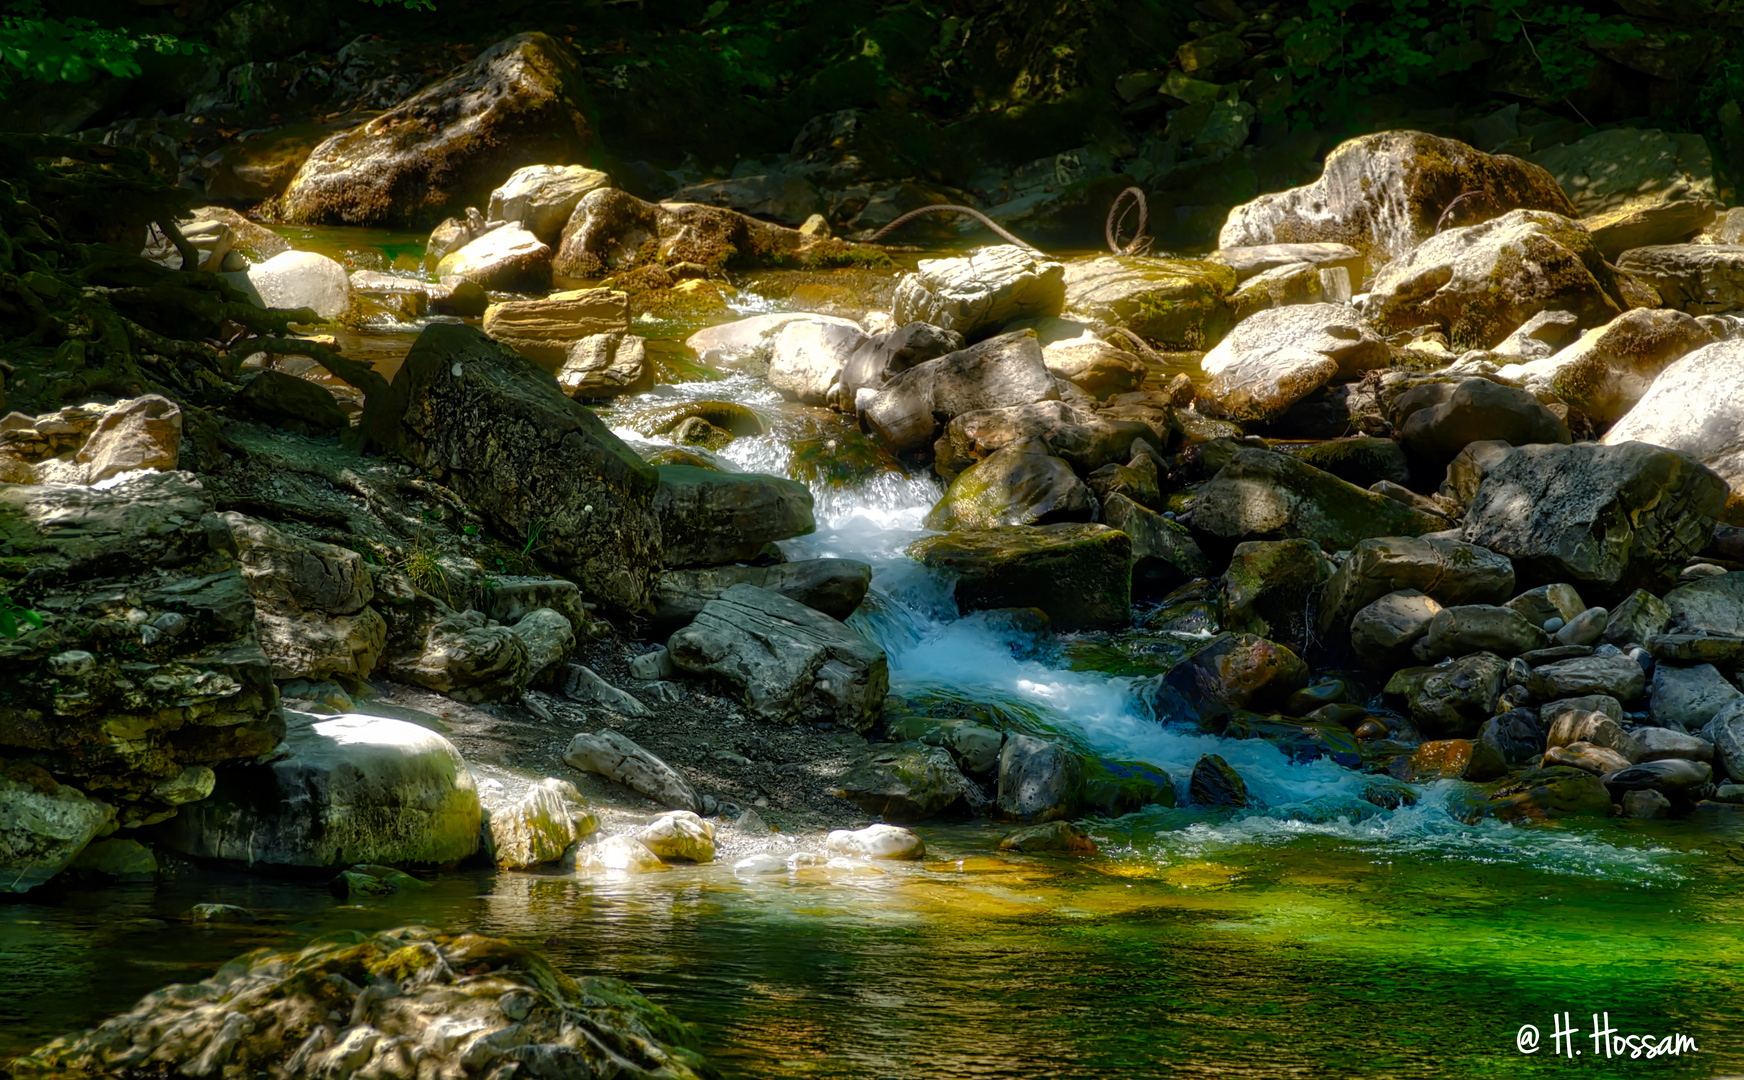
<box><xmin>0</xmin><ymin>0</ymin><xmax>202</xmax><ymax>87</ymax></box>
<box><xmin>0</xmin><ymin>590</ymin><xmax>42</xmax><ymax>639</ymax></box>
<box><xmin>1283</xmin><ymin>0</ymin><xmax>1642</xmax><ymax>128</ymax></box>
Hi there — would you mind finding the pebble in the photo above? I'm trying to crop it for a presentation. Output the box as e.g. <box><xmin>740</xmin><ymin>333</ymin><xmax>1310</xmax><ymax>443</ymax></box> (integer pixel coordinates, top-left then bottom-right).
<box><xmin>1544</xmin><ymin>617</ymin><xmax>1566</xmax><ymax>633</ymax></box>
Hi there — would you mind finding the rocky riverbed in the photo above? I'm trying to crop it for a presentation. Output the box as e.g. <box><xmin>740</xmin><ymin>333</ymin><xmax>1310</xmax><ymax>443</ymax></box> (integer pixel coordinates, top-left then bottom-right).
<box><xmin>7</xmin><ymin>24</ymin><xmax>1744</xmax><ymax>1077</ymax></box>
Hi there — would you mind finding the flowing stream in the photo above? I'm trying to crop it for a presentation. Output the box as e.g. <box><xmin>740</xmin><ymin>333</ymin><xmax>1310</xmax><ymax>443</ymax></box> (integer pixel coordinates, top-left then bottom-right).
<box><xmin>5</xmin><ymin>228</ymin><xmax>1742</xmax><ymax>1078</ymax></box>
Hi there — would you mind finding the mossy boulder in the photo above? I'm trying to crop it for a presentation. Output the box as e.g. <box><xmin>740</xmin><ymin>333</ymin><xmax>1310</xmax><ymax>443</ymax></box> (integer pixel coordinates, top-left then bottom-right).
<box><xmin>1454</xmin><ymin>766</ymin><xmax>1614</xmax><ymax>825</ymax></box>
<box><xmin>1191</xmin><ymin>447</ymin><xmax>1449</xmax><ymax>549</ymax></box>
<box><xmin>924</xmin><ymin>438</ymin><xmax>1094</xmax><ymax>531</ymax></box>
<box><xmin>1080</xmin><ymin>757</ymin><xmax>1176</xmax><ymax>815</ymax></box>
<box><xmin>835</xmin><ymin>742</ymin><xmax>974</xmax><ymax>821</ymax></box>
<box><xmin>1220</xmin><ymin>538</ymin><xmax>1332</xmax><ymax>654</ymax></box>
<box><xmin>1062</xmin><ymin>255</ymin><xmax>1236</xmax><ymax>349</ymax></box>
<box><xmin>1135</xmin><ymin>632</ymin><xmax>1310</xmax><ymax>729</ymax></box>
<box><xmin>909</xmin><ymin>523</ymin><xmax>1132</xmax><ymax>630</ymax></box>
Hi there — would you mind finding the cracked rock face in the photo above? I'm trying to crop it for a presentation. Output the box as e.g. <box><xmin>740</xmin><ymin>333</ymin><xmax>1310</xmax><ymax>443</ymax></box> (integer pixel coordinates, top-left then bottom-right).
<box><xmin>12</xmin><ymin>927</ymin><xmax>710</xmax><ymax>1080</ymax></box>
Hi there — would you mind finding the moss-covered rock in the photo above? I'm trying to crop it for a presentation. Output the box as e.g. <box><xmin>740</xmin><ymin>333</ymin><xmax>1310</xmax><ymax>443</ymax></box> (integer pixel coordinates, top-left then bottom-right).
<box><xmin>924</xmin><ymin>438</ymin><xmax>1094</xmax><ymax>531</ymax></box>
<box><xmin>909</xmin><ymin>522</ymin><xmax>1132</xmax><ymax>630</ymax></box>
<box><xmin>1080</xmin><ymin>756</ymin><xmax>1176</xmax><ymax>815</ymax></box>
<box><xmin>1191</xmin><ymin>447</ymin><xmax>1449</xmax><ymax>549</ymax></box>
<box><xmin>835</xmin><ymin>742</ymin><xmax>975</xmax><ymax>821</ymax></box>
<box><xmin>1062</xmin><ymin>255</ymin><xmax>1236</xmax><ymax>348</ymax></box>
<box><xmin>1220</xmin><ymin>538</ymin><xmax>1332</xmax><ymax>654</ymax></box>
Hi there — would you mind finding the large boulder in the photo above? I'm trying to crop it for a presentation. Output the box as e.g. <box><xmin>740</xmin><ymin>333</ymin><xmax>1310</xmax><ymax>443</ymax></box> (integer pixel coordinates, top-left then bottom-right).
<box><xmin>768</xmin><ymin>319</ymin><xmax>868</xmax><ymax>405</ymax></box>
<box><xmin>1218</xmin><ymin>130</ymin><xmax>1577</xmax><ymax>272</ymax></box>
<box><xmin>666</xmin><ymin>584</ymin><xmax>888</xmax><ymax>730</ymax></box>
<box><xmin>1496</xmin><ymin>307</ymin><xmax>1715</xmax><ymax>427</ymax></box>
<box><xmin>1365</xmin><ymin>210</ymin><xmax>1623</xmax><ymax>350</ymax></box>
<box><xmin>860</xmin><ymin>330</ymin><xmax>1059</xmax><ymax>455</ymax></box>
<box><xmin>909</xmin><ymin>523</ymin><xmax>1132</xmax><ymax>630</ymax></box>
<box><xmin>224</xmin><ymin>512</ymin><xmax>387</xmax><ymax>681</ymax></box>
<box><xmin>0</xmin><ymin>473</ymin><xmax>282</xmax><ymax>818</ymax></box>
<box><xmin>159</xmin><ymin>713</ymin><xmax>481</xmax><ymax>868</ymax></box>
<box><xmin>1663</xmin><ymin>571</ymin><xmax>1744</xmax><ymax>636</ymax></box>
<box><xmin>923</xmin><ymin>438</ymin><xmax>1093</xmax><ymax>531</ymax></box>
<box><xmin>1137</xmin><ymin>632</ymin><xmax>1310</xmax><ymax>727</ymax></box>
<box><xmin>1220</xmin><ymin>538</ymin><xmax>1331</xmax><ymax>654</ymax></box>
<box><xmin>1461</xmin><ymin>441</ymin><xmax>1727</xmax><ymax>591</ymax></box>
<box><xmin>837</xmin><ymin>743</ymin><xmax>975</xmax><ymax>820</ymax></box>
<box><xmin>486</xmin><ymin>163</ymin><xmax>611</xmax><ymax>244</ymax></box>
<box><xmin>219</xmin><ymin>250</ymin><xmax>354</xmax><ymax>321</ymax></box>
<box><xmin>1397</xmin><ymin>378</ymin><xmax>1570</xmax><ymax>464</ymax></box>
<box><xmin>995</xmin><ymin>735</ymin><xmax>1083</xmax><ymax>823</ymax></box>
<box><xmin>652</xmin><ymin>465</ymin><xmax>815</xmax><ymax>567</ymax></box>
<box><xmin>1061</xmin><ymin>256</ymin><xmax>1235</xmax><ymax>349</ymax></box>
<box><xmin>366</xmin><ymin>324</ymin><xmax>661</xmax><ymax>613</ymax></box>
<box><xmin>1613</xmin><ymin>245</ymin><xmax>1744</xmax><ymax>314</ymax></box>
<box><xmin>552</xmin><ymin>188</ymin><xmax>817</xmax><ymax>276</ymax></box>
<box><xmin>1191</xmin><ymin>448</ymin><xmax>1448</xmax><ymax>550</ymax></box>
<box><xmin>830</xmin><ymin>321</ymin><xmax>964</xmax><ymax>408</ymax></box>
<box><xmin>1316</xmin><ymin>534</ymin><xmax>1515</xmax><ymax>642</ymax></box>
<box><xmin>1199</xmin><ymin>303</ymin><xmax>1388</xmax><ymax>421</ymax></box>
<box><xmin>933</xmin><ymin>399</ymin><xmax>1156</xmax><ymax>480</ymax></box>
<box><xmin>1529</xmin><ymin>127</ymin><xmax>1719</xmax><ymax>257</ymax></box>
<box><xmin>889</xmin><ymin>244</ymin><xmax>1065</xmax><ymax>340</ymax></box>
<box><xmin>1604</xmin><ymin>341</ymin><xmax>1744</xmax><ymax>521</ymax></box>
<box><xmin>481</xmin><ymin>288</ymin><xmax>630</xmax><ymax>366</ymax></box>
<box><xmin>1102</xmin><ymin>493</ymin><xmax>1211</xmax><ymax>597</ymax></box>
<box><xmin>282</xmin><ymin>33</ymin><xmax>593</xmax><ymax>227</ymax></box>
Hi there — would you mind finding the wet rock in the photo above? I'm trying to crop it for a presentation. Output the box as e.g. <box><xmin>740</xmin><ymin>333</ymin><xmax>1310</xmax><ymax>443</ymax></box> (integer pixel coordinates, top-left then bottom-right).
<box><xmin>651</xmin><ymin>559</ymin><xmax>871</xmax><ymax>633</ymax></box>
<box><xmin>1061</xmin><ymin>256</ymin><xmax>1234</xmax><ymax>348</ymax></box>
<box><xmin>483</xmin><ymin>781</ymin><xmax>578</xmax><ymax>870</ymax></box>
<box><xmin>924</xmin><ymin>438</ymin><xmax>1093</xmax><ymax>531</ymax></box>
<box><xmin>480</xmin><ymin>288</ymin><xmax>631</xmax><ymax>366</ymax></box>
<box><xmin>556</xmin><ymin>332</ymin><xmax>651</xmax><ymax>399</ymax></box>
<box><xmin>838</xmin><ymin>743</ymin><xmax>974</xmax><ymax>821</ymax></box>
<box><xmin>1192</xmin><ymin>448</ymin><xmax>1448</xmax><ymax>550</ymax></box>
<box><xmin>1317</xmin><ymin>534</ymin><xmax>1515</xmax><ymax>643</ymax></box>
<box><xmin>831</xmin><ymin>321</ymin><xmax>964</xmax><ymax>407</ymax></box>
<box><xmin>1466</xmin><ymin>766</ymin><xmax>1613</xmax><ymax>825</ymax></box>
<box><xmin>768</xmin><ymin>320</ymin><xmax>868</xmax><ymax>405</ymax></box>
<box><xmin>0</xmin><ymin>764</ymin><xmax>114</xmax><ymax>893</ymax></box>
<box><xmin>1398</xmin><ymin>378</ymin><xmax>1570</xmax><ymax>464</ymax></box>
<box><xmin>486</xmin><ymin>164</ymin><xmax>610</xmax><ymax>244</ymax></box>
<box><xmin>1398</xmin><ymin>652</ymin><xmax>1508</xmax><ymax>737</ymax></box>
<box><xmin>666</xmin><ymin>583</ymin><xmax>888</xmax><ymax>730</ymax></box>
<box><xmin>236</xmin><ymin>369</ymin><xmax>349</xmax><ymax>431</ymax></box>
<box><xmin>826</xmin><ymin>823</ymin><xmax>925</xmax><ymax>859</ymax></box>
<box><xmin>368</xmin><ymin>324</ymin><xmax>660</xmax><ymax>613</ymax></box>
<box><xmin>1228</xmin><ymin>260</ymin><xmax>1331</xmax><ymax>321</ymax></box>
<box><xmin>1614</xmin><ymin>245</ymin><xmax>1744</xmax><ymax>314</ymax></box>
<box><xmin>891</xmin><ymin>244</ymin><xmax>1065</xmax><ymax>340</ymax></box>
<box><xmin>997</xmin><ymin>734</ymin><xmax>1084</xmax><ymax>822</ymax></box>
<box><xmin>1367</xmin><ymin>210</ymin><xmax>1622</xmax><ymax>349</ymax></box>
<box><xmin>908</xmin><ymin>523</ymin><xmax>1131</xmax><ymax>630</ymax></box>
<box><xmin>67</xmin><ymin>837</ymin><xmax>157</xmax><ymax>881</ymax></box>
<box><xmin>1622</xmin><ymin>788</ymin><xmax>1673</xmax><ymax>818</ymax></box>
<box><xmin>1477</xmin><ymin>707</ymin><xmax>1547</xmax><ymax>766</ymax></box>
<box><xmin>435</xmin><ymin>223</ymin><xmax>552</xmax><ymax>292</ymax></box>
<box><xmin>1602</xmin><ymin>757</ymin><xmax>1711</xmax><ymax>795</ymax></box>
<box><xmin>1497</xmin><ymin>308</ymin><xmax>1714</xmax><ymax>427</ymax></box>
<box><xmin>580</xmin><ymin>833</ymin><xmax>666</xmax><ymax>873</ymax></box>
<box><xmin>1527</xmin><ymin>654</ymin><xmax>1648</xmax><ymax>702</ymax></box>
<box><xmin>1649</xmin><ymin>663</ymin><xmax>1741</xmax><ymax>730</ymax></box>
<box><xmin>1219</xmin><ymin>538</ymin><xmax>1331</xmax><ymax>655</ymax></box>
<box><xmin>161</xmin><ymin>713</ymin><xmax>481</xmax><ymax>869</ymax></box>
<box><xmin>1545</xmin><ymin>709</ymin><xmax>1643</xmax><ymax>761</ymax></box>
<box><xmin>1139</xmin><ymin>632</ymin><xmax>1310</xmax><ymax>726</ymax></box>
<box><xmin>653</xmin><ymin>465</ymin><xmax>814</xmax><ymax>567</ymax></box>
<box><xmin>331</xmin><ymin>862</ymin><xmax>430</xmax><ymax>898</ymax></box>
<box><xmin>563</xmin><ymin>729</ymin><xmax>700</xmax><ymax>812</ymax></box>
<box><xmin>860</xmin><ymin>331</ymin><xmax>1059</xmax><ymax>455</ymax></box>
<box><xmin>1101</xmin><ymin>494</ymin><xmax>1211</xmax><ymax>598</ymax></box>
<box><xmin>1705</xmin><ymin>701</ymin><xmax>1744</xmax><ymax>781</ymax></box>
<box><xmin>283</xmin><ymin>33</ymin><xmax>593</xmax><ymax>227</ymax></box>
<box><xmin>220</xmin><ymin>250</ymin><xmax>354</xmax><ymax>321</ymax></box>
<box><xmin>637</xmin><ymin>810</ymin><xmax>716</xmax><ymax>863</ymax></box>
<box><xmin>1543</xmin><ymin>741</ymin><xmax>1634</xmax><ymax>776</ymax></box>
<box><xmin>1635</xmin><ymin>727</ymin><xmax>1714</xmax><ymax>763</ymax></box>
<box><xmin>224</xmin><ymin>512</ymin><xmax>387</xmax><ymax>681</ymax></box>
<box><xmin>188</xmin><ymin>902</ymin><xmax>256</xmax><ymax>924</ymax></box>
<box><xmin>1219</xmin><ymin>130</ymin><xmax>1577</xmax><ymax>270</ymax></box>
<box><xmin>1399</xmin><ymin>738</ymin><xmax>1508</xmax><ymax>782</ymax></box>
<box><xmin>1461</xmin><ymin>442</ymin><xmax>1726</xmax><ymax>592</ymax></box>
<box><xmin>1350</xmin><ymin>590</ymin><xmax>1443</xmax><ymax>670</ymax></box>
<box><xmin>1188</xmin><ymin>754</ymin><xmax>1249</xmax><ymax>807</ymax></box>
<box><xmin>997</xmin><ymin>820</ymin><xmax>1097</xmax><ymax>853</ymax></box>
<box><xmin>933</xmin><ymin>399</ymin><xmax>1155</xmax><ymax>479</ymax></box>
<box><xmin>18</xmin><ymin>927</ymin><xmax>710</xmax><ymax>1078</ymax></box>
<box><xmin>1417</xmin><ymin>604</ymin><xmax>1547</xmax><ymax>661</ymax></box>
<box><xmin>1080</xmin><ymin>757</ymin><xmax>1175</xmax><ymax>815</ymax></box>
<box><xmin>686</xmin><ymin>313</ymin><xmax>862</xmax><ymax>368</ymax></box>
